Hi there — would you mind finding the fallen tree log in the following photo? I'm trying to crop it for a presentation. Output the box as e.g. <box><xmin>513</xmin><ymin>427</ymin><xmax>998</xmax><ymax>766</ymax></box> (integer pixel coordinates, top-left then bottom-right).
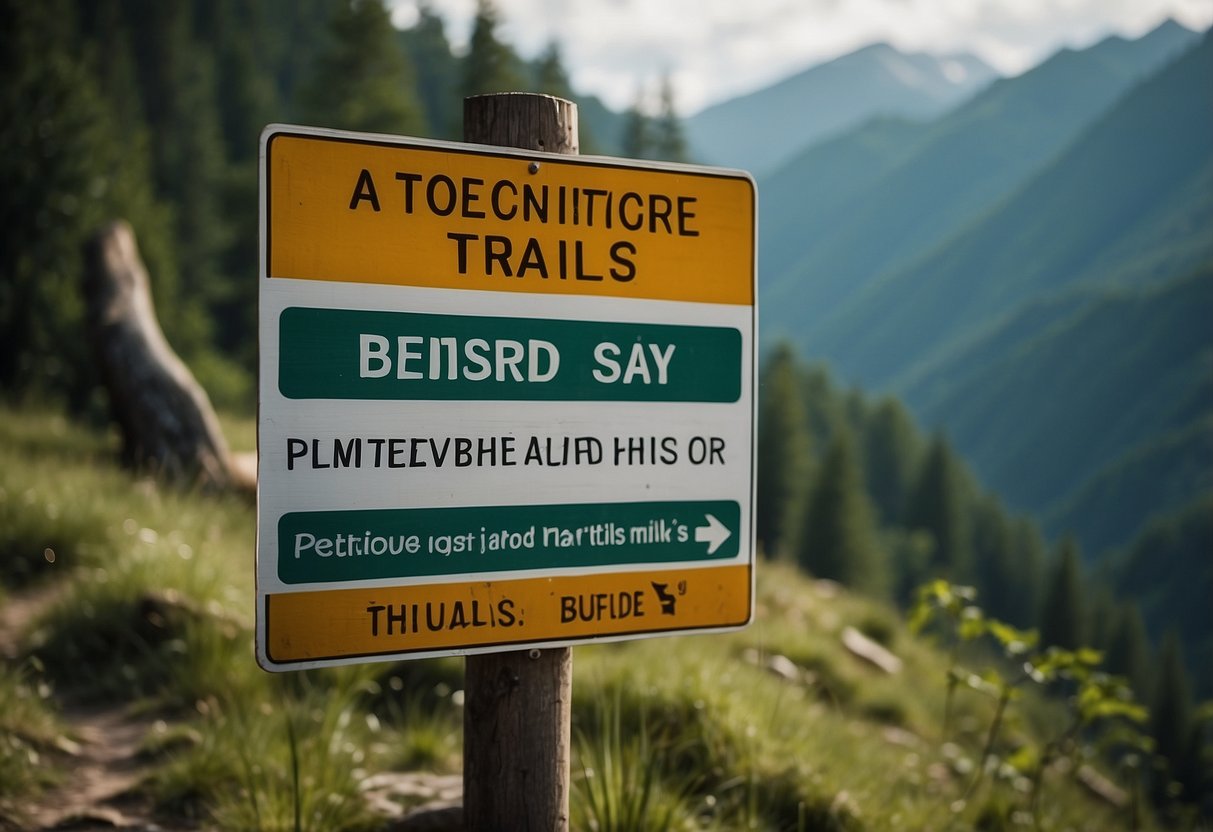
<box><xmin>83</xmin><ymin>220</ymin><xmax>240</xmax><ymax>491</ymax></box>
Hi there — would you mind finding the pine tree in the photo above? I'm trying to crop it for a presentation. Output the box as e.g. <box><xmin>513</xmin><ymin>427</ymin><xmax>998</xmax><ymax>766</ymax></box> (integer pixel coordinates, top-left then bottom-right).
<box><xmin>534</xmin><ymin>42</ymin><xmax>574</xmax><ymax>99</ymax></box>
<box><xmin>461</xmin><ymin>0</ymin><xmax>525</xmax><ymax>99</ymax></box>
<box><xmin>72</xmin><ymin>0</ymin><xmax>189</xmax><ymax>344</ymax></box>
<box><xmin>755</xmin><ymin>344</ymin><xmax>812</xmax><ymax>560</ymax></box>
<box><xmin>301</xmin><ymin>0</ymin><xmax>424</xmax><ymax>135</ymax></box>
<box><xmin>801</xmin><ymin>364</ymin><xmax>844</xmax><ymax>447</ymax></box>
<box><xmin>861</xmin><ymin>397</ymin><xmax>919</xmax><ymax>526</ymax></box>
<box><xmin>652</xmin><ymin>74</ymin><xmax>689</xmax><ymax>162</ymax></box>
<box><xmin>103</xmin><ymin>0</ymin><xmax>232</xmax><ymax>363</ymax></box>
<box><xmin>1106</xmin><ymin>601</ymin><xmax>1152</xmax><ymax>700</ymax></box>
<box><xmin>1085</xmin><ymin>584</ymin><xmax>1118</xmax><ymax>651</ymax></box>
<box><xmin>1038</xmin><ymin>536</ymin><xmax>1085</xmax><ymax>650</ymax></box>
<box><xmin>1151</xmin><ymin>631</ymin><xmax>1195</xmax><ymax>802</ymax></box>
<box><xmin>401</xmin><ymin>1</ymin><xmax>459</xmax><ymax>138</ymax></box>
<box><xmin>971</xmin><ymin>495</ymin><xmax>1018</xmax><ymax>622</ymax></box>
<box><xmin>621</xmin><ymin>90</ymin><xmax>653</xmax><ymax>160</ymax></box>
<box><xmin>798</xmin><ymin>426</ymin><xmax>887</xmax><ymax>596</ymax></box>
<box><xmin>1006</xmin><ymin>518</ymin><xmax>1046</xmax><ymax>627</ymax></box>
<box><xmin>0</xmin><ymin>0</ymin><xmax>178</xmax><ymax>405</ymax></box>
<box><xmin>903</xmin><ymin>435</ymin><xmax>972</xmax><ymax>580</ymax></box>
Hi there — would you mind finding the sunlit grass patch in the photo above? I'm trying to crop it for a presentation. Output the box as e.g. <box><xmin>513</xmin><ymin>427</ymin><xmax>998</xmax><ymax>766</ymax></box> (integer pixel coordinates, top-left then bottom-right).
<box><xmin>1</xmin><ymin>402</ymin><xmax>257</xmax><ymax>704</ymax></box>
<box><xmin>148</xmin><ymin>675</ymin><xmax>386</xmax><ymax>832</ymax></box>
<box><xmin>0</xmin><ymin>403</ymin><xmax>256</xmax><ymax>597</ymax></box>
<box><xmin>28</xmin><ymin>574</ymin><xmax>252</xmax><ymax>707</ymax></box>
<box><xmin>0</xmin><ymin>660</ymin><xmax>63</xmax><ymax>817</ymax></box>
<box><xmin>0</xmin><ymin>438</ymin><xmax>119</xmax><ymax>588</ymax></box>
<box><xmin>572</xmin><ymin>687</ymin><xmax>702</xmax><ymax>832</ymax></box>
<box><xmin>574</xmin><ymin>637</ymin><xmax>876</xmax><ymax>830</ymax></box>
<box><xmin>21</xmin><ymin>501</ymin><xmax>255</xmax><ymax>706</ymax></box>
<box><xmin>216</xmin><ymin>410</ymin><xmax>256</xmax><ymax>455</ymax></box>
<box><xmin>346</xmin><ymin>659</ymin><xmax>466</xmax><ymax>774</ymax></box>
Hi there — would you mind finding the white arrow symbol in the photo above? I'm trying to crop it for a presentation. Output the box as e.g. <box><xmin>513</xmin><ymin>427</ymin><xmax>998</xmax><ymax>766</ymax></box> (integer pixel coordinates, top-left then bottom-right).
<box><xmin>694</xmin><ymin>514</ymin><xmax>732</xmax><ymax>555</ymax></box>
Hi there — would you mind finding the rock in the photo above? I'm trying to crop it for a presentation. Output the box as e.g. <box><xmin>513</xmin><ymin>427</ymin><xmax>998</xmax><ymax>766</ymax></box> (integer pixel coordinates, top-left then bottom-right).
<box><xmin>1077</xmin><ymin>764</ymin><xmax>1128</xmax><ymax>809</ymax></box>
<box><xmin>841</xmin><ymin>626</ymin><xmax>903</xmax><ymax>674</ymax></box>
<box><xmin>364</xmin><ymin>772</ymin><xmax>465</xmax><ymax>832</ymax></box>
<box><xmin>766</xmin><ymin>653</ymin><xmax>802</xmax><ymax>684</ymax></box>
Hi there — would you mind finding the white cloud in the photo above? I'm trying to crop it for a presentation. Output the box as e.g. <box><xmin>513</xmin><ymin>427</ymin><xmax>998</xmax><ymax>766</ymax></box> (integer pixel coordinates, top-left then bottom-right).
<box><xmin>391</xmin><ymin>0</ymin><xmax>1213</xmax><ymax>113</ymax></box>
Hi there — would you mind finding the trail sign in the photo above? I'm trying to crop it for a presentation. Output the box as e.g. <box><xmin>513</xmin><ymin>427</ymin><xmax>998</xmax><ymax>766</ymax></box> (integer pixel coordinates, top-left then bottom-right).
<box><xmin>255</xmin><ymin>124</ymin><xmax>756</xmax><ymax>670</ymax></box>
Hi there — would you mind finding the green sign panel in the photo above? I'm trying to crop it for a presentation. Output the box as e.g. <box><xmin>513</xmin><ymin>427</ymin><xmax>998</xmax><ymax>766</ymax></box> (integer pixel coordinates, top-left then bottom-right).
<box><xmin>278</xmin><ymin>308</ymin><xmax>742</xmax><ymax>402</ymax></box>
<box><xmin>278</xmin><ymin>500</ymin><xmax>740</xmax><ymax>584</ymax></box>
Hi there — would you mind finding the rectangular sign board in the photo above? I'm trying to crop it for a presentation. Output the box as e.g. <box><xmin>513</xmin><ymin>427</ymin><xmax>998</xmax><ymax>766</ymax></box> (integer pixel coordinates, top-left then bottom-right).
<box><xmin>256</xmin><ymin>124</ymin><xmax>756</xmax><ymax>669</ymax></box>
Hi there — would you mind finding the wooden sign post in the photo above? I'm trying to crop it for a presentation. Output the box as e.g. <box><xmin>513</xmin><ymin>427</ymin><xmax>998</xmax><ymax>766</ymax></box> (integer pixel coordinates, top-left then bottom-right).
<box><xmin>461</xmin><ymin>92</ymin><xmax>577</xmax><ymax>832</ymax></box>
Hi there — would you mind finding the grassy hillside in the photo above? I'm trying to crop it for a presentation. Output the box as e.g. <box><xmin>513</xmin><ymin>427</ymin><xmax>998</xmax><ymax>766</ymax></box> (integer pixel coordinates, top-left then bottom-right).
<box><xmin>0</xmin><ymin>404</ymin><xmax>1160</xmax><ymax>830</ymax></box>
<box><xmin>759</xmin><ymin>20</ymin><xmax>1198</xmax><ymax>348</ymax></box>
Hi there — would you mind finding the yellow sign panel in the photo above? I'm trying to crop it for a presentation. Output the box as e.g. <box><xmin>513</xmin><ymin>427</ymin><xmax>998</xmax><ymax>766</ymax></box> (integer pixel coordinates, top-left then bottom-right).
<box><xmin>265</xmin><ymin>564</ymin><xmax>750</xmax><ymax>664</ymax></box>
<box><xmin>258</xmin><ymin>125</ymin><xmax>756</xmax><ymax>669</ymax></box>
<box><xmin>265</xmin><ymin>130</ymin><xmax>755</xmax><ymax>305</ymax></box>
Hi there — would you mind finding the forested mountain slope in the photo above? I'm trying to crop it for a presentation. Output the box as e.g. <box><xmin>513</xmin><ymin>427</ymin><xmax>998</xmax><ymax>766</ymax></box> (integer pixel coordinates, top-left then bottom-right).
<box><xmin>909</xmin><ymin>267</ymin><xmax>1213</xmax><ymax>524</ymax></box>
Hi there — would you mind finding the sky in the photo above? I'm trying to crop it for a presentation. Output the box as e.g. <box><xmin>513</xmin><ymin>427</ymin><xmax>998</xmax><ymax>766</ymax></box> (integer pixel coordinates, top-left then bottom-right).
<box><xmin>390</xmin><ymin>0</ymin><xmax>1213</xmax><ymax>115</ymax></box>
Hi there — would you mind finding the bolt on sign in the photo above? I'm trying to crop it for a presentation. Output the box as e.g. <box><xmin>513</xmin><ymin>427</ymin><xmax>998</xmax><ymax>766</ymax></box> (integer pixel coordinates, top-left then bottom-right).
<box><xmin>256</xmin><ymin>124</ymin><xmax>756</xmax><ymax>670</ymax></box>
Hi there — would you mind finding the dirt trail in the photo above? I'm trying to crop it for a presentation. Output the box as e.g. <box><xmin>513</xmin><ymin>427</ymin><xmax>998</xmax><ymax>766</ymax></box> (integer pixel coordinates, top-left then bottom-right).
<box><xmin>23</xmin><ymin>707</ymin><xmax>165</xmax><ymax>831</ymax></box>
<box><xmin>0</xmin><ymin>587</ymin><xmax>180</xmax><ymax>831</ymax></box>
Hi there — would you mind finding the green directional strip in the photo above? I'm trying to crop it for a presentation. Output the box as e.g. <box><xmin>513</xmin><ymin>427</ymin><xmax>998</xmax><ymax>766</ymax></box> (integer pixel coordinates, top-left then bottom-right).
<box><xmin>278</xmin><ymin>500</ymin><xmax>740</xmax><ymax>584</ymax></box>
<box><xmin>278</xmin><ymin>307</ymin><xmax>742</xmax><ymax>402</ymax></box>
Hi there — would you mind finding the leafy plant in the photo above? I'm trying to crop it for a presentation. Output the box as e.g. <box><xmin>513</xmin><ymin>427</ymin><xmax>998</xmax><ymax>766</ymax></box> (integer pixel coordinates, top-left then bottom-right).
<box><xmin>908</xmin><ymin>579</ymin><xmax>986</xmax><ymax>740</ymax></box>
<box><xmin>910</xmin><ymin>580</ymin><xmax>1152</xmax><ymax>829</ymax></box>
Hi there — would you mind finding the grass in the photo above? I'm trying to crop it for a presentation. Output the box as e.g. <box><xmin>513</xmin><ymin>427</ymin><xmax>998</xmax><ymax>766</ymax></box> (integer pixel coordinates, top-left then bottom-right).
<box><xmin>0</xmin><ymin>660</ymin><xmax>64</xmax><ymax>823</ymax></box>
<box><xmin>0</xmin><ymin>401</ymin><xmax>1164</xmax><ymax>830</ymax></box>
<box><xmin>147</xmin><ymin>673</ymin><xmax>386</xmax><ymax>831</ymax></box>
<box><xmin>572</xmin><ymin>686</ymin><xmax>702</xmax><ymax>831</ymax></box>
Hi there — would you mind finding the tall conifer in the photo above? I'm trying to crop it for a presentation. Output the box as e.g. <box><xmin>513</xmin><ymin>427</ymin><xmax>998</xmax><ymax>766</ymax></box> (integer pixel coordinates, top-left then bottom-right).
<box><xmin>402</xmin><ymin>1</ymin><xmax>459</xmax><ymax>137</ymax></box>
<box><xmin>861</xmin><ymin>398</ymin><xmax>919</xmax><ymax>526</ymax></box>
<box><xmin>1038</xmin><ymin>536</ymin><xmax>1085</xmax><ymax>650</ymax></box>
<box><xmin>799</xmin><ymin>427</ymin><xmax>887</xmax><ymax>596</ymax></box>
<box><xmin>621</xmin><ymin>89</ymin><xmax>653</xmax><ymax>160</ymax></box>
<box><xmin>1106</xmin><ymin>601</ymin><xmax>1151</xmax><ymax>700</ymax></box>
<box><xmin>972</xmin><ymin>495</ymin><xmax>1018</xmax><ymax>622</ymax></box>
<box><xmin>0</xmin><ymin>0</ymin><xmax>178</xmax><ymax>404</ymax></box>
<box><xmin>461</xmin><ymin>0</ymin><xmax>525</xmax><ymax>99</ymax></box>
<box><xmin>302</xmin><ymin>0</ymin><xmax>423</xmax><ymax>135</ymax></box>
<box><xmin>1007</xmin><ymin>519</ymin><xmax>1046</xmax><ymax>627</ymax></box>
<box><xmin>1152</xmin><ymin>631</ymin><xmax>1195</xmax><ymax>802</ymax></box>
<box><xmin>653</xmin><ymin>75</ymin><xmax>689</xmax><ymax>162</ymax></box>
<box><xmin>903</xmin><ymin>435</ymin><xmax>972</xmax><ymax>580</ymax></box>
<box><xmin>756</xmin><ymin>344</ymin><xmax>812</xmax><ymax>560</ymax></box>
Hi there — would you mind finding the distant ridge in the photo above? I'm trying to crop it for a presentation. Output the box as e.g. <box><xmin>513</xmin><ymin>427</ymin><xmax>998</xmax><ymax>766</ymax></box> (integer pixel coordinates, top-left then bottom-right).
<box><xmin>758</xmin><ymin>18</ymin><xmax>1201</xmax><ymax>346</ymax></box>
<box><xmin>812</xmin><ymin>24</ymin><xmax>1211</xmax><ymax>387</ymax></box>
<box><xmin>685</xmin><ymin>42</ymin><xmax>997</xmax><ymax>175</ymax></box>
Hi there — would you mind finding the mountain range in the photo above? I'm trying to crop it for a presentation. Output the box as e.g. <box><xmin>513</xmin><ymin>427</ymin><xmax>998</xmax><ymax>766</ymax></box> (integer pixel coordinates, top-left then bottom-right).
<box><xmin>759</xmin><ymin>19</ymin><xmax>1201</xmax><ymax>349</ymax></box>
<box><xmin>736</xmin><ymin>20</ymin><xmax>1210</xmax><ymax>667</ymax></box>
<box><xmin>685</xmin><ymin>42</ymin><xmax>998</xmax><ymax>176</ymax></box>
